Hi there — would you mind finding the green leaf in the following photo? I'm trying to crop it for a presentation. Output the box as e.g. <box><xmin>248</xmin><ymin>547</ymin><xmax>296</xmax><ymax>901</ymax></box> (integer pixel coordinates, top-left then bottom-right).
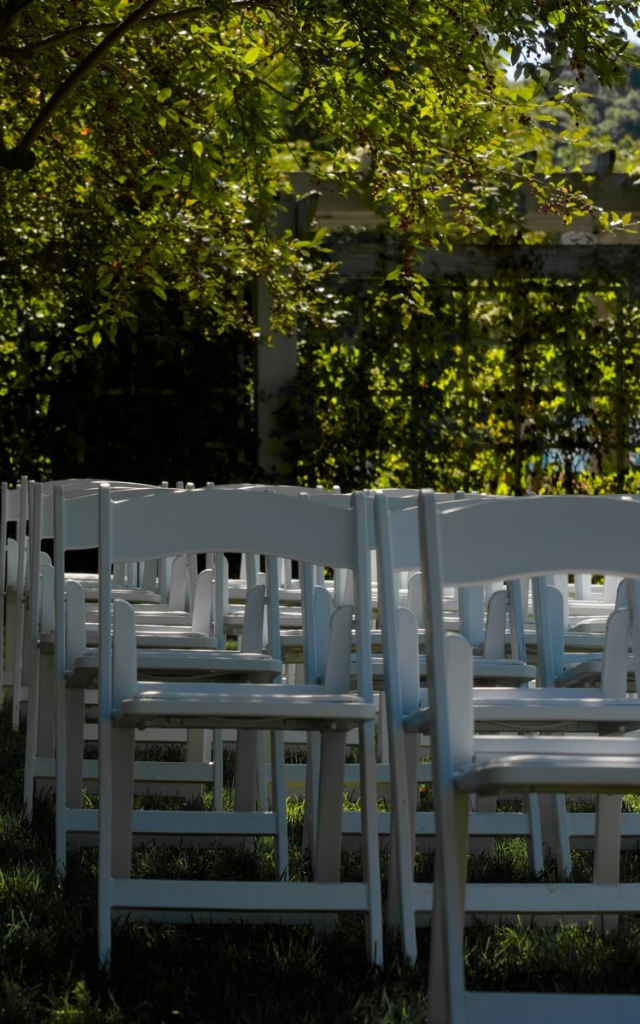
<box><xmin>243</xmin><ymin>47</ymin><xmax>262</xmax><ymax>64</ymax></box>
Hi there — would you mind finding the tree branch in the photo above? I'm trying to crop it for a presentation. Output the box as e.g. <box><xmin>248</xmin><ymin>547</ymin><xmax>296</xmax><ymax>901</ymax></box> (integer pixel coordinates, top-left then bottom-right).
<box><xmin>0</xmin><ymin>7</ymin><xmax>207</xmax><ymax>58</ymax></box>
<box><xmin>0</xmin><ymin>0</ymin><xmax>36</xmax><ymax>39</ymax></box>
<box><xmin>0</xmin><ymin>0</ymin><xmax>163</xmax><ymax>169</ymax></box>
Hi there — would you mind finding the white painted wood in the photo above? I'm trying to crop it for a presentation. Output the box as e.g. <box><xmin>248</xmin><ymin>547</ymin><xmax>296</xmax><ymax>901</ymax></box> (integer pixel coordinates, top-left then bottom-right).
<box><xmin>413</xmin><ymin>490</ymin><xmax>640</xmax><ymax>1021</ymax></box>
<box><xmin>97</xmin><ymin>486</ymin><xmax>382</xmax><ymax>967</ymax></box>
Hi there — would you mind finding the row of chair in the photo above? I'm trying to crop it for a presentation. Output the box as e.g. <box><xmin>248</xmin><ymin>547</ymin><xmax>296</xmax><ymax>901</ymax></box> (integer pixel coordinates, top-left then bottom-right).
<box><xmin>3</xmin><ymin>479</ymin><xmax>640</xmax><ymax>1021</ymax></box>
<box><xmin>3</xmin><ymin>484</ymin><xmax>631</xmax><ymax>827</ymax></box>
<box><xmin>403</xmin><ymin>491</ymin><xmax>640</xmax><ymax>1022</ymax></box>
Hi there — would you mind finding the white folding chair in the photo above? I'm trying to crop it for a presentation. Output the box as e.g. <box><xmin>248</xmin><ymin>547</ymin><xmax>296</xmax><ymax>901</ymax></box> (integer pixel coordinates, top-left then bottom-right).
<box><xmin>1</xmin><ymin>477</ymin><xmax>29</xmax><ymax>728</ymax></box>
<box><xmin>49</xmin><ymin>484</ymin><xmax>262</xmax><ymax>868</ymax></box>
<box><xmin>373</xmin><ymin>493</ymin><xmax>546</xmax><ymax>918</ymax></box>
<box><xmin>97</xmin><ymin>484</ymin><xmax>382</xmax><ymax>967</ymax></box>
<box><xmin>412</xmin><ymin>490</ymin><xmax>640</xmax><ymax>1022</ymax></box>
<box><xmin>4</xmin><ymin>476</ymin><xmax>111</xmax><ymax>730</ymax></box>
<box><xmin>23</xmin><ymin>481</ymin><xmax>202</xmax><ymax>815</ymax></box>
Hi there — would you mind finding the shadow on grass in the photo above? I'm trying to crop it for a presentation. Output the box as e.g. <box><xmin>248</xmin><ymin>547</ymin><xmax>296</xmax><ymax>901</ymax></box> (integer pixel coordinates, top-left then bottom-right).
<box><xmin>3</xmin><ymin>699</ymin><xmax>640</xmax><ymax>1021</ymax></box>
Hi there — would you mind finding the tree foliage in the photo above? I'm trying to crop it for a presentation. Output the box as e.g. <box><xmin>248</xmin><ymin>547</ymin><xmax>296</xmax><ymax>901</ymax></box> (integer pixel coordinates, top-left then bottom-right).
<box><xmin>1</xmin><ymin>1</ymin><xmax>640</xmax><ymax>483</ymax></box>
<box><xmin>283</xmin><ymin>269</ymin><xmax>640</xmax><ymax>495</ymax></box>
<box><xmin>0</xmin><ymin>1</ymin><xmax>639</xmax><ymax>342</ymax></box>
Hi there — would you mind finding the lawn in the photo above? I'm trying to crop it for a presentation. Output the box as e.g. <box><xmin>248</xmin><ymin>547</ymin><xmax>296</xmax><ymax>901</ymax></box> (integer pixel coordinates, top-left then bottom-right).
<box><xmin>2</xmin><ymin>704</ymin><xmax>640</xmax><ymax>1023</ymax></box>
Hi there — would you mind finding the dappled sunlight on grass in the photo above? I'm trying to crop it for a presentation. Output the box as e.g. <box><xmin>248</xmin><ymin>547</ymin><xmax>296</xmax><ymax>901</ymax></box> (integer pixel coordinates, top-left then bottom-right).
<box><xmin>3</xmin><ymin>700</ymin><xmax>640</xmax><ymax>1020</ymax></box>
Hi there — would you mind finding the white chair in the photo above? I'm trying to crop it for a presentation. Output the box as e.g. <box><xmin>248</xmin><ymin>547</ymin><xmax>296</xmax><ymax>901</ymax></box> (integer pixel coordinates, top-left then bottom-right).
<box><xmin>525</xmin><ymin>574</ymin><xmax>630</xmax><ymax>689</ymax></box>
<box><xmin>49</xmin><ymin>484</ymin><xmax>272</xmax><ymax>869</ymax></box>
<box><xmin>38</xmin><ymin>481</ymin><xmax>315</xmax><ymax>836</ymax></box>
<box><xmin>22</xmin><ymin>481</ymin><xmax>208</xmax><ymax>816</ymax></box>
<box><xmin>518</xmin><ymin>569</ymin><xmax>634</xmax><ymax>873</ymax></box>
<box><xmin>412</xmin><ymin>490</ymin><xmax>640</xmax><ymax>1022</ymax></box>
<box><xmin>257</xmin><ymin>491</ymin><xmax>527</xmax><ymax>839</ymax></box>
<box><xmin>96</xmin><ymin>484</ymin><xmax>382</xmax><ymax>966</ymax></box>
<box><xmin>1</xmin><ymin>477</ymin><xmax>28</xmax><ymax>728</ymax></box>
<box><xmin>4</xmin><ymin>476</ymin><xmax>106</xmax><ymax>731</ymax></box>
<box><xmin>388</xmin><ymin>495</ymin><xmax>640</xmax><ymax>865</ymax></box>
<box><xmin>375</xmin><ymin>491</ymin><xmax>640</xmax><ymax>959</ymax></box>
<box><xmin>373</xmin><ymin>494</ymin><xmax>547</xmax><ymax>919</ymax></box>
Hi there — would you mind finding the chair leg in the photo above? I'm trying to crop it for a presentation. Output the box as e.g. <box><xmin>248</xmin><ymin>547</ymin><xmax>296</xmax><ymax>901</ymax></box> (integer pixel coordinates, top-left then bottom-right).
<box><xmin>28</xmin><ymin>645</ymin><xmax>56</xmax><ymax>804</ymax></box>
<box><xmin>55</xmin><ymin>685</ymin><xmax>85</xmax><ymax>873</ymax></box>
<box><xmin>469</xmin><ymin>794</ymin><xmax>496</xmax><ymax>857</ymax></box>
<box><xmin>235</xmin><ymin>729</ymin><xmax>259</xmax><ymax>812</ymax></box>
<box><xmin>377</xmin><ymin>695</ymin><xmax>389</xmax><ymax>763</ymax></box>
<box><xmin>212</xmin><ymin>729</ymin><xmax>223</xmax><ymax>811</ymax></box>
<box><xmin>524</xmin><ymin>794</ymin><xmax>544</xmax><ymax>874</ymax></box>
<box><xmin>304</xmin><ymin>731</ymin><xmax>321</xmax><ymax>860</ymax></box>
<box><xmin>314</xmin><ymin>730</ymin><xmax>347</xmax><ymax>883</ymax></box>
<box><xmin>234</xmin><ymin>728</ymin><xmax>258</xmax><ymax>854</ymax></box>
<box><xmin>98</xmin><ymin>724</ymin><xmax>135</xmax><ymax>969</ymax></box>
<box><xmin>185</xmin><ymin>728</ymin><xmax>209</xmax><ymax>761</ymax></box>
<box><xmin>256</xmin><ymin>731</ymin><xmax>268</xmax><ymax>810</ymax></box>
<box><xmin>98</xmin><ymin>884</ymin><xmax>112</xmax><ymax>970</ymax></box>
<box><xmin>66</xmin><ymin>688</ymin><xmax>85</xmax><ymax>809</ymax></box>
<box><xmin>594</xmin><ymin>793</ymin><xmax>622</xmax><ymax>931</ymax></box>
<box><xmin>23</xmin><ymin>648</ymin><xmax>41</xmax><ymax>814</ymax></box>
<box><xmin>428</xmin><ymin>789</ymin><xmax>469</xmax><ymax>1024</ymax></box>
<box><xmin>270</xmin><ymin>729</ymin><xmax>289</xmax><ymax>880</ymax></box>
<box><xmin>111</xmin><ymin>727</ymin><xmax>135</xmax><ymax>879</ymax></box>
<box><xmin>387</xmin><ymin>731</ymin><xmax>419</xmax><ymax>962</ymax></box>
<box><xmin>183</xmin><ymin>728</ymin><xmax>211</xmax><ymax>801</ymax></box>
<box><xmin>11</xmin><ymin>594</ymin><xmax>27</xmax><ymax>730</ymax></box>
<box><xmin>358</xmin><ymin>719</ymin><xmax>384</xmax><ymax>966</ymax></box>
<box><xmin>3</xmin><ymin>590</ymin><xmax>16</xmax><ymax>712</ymax></box>
<box><xmin>538</xmin><ymin>792</ymin><xmax>572</xmax><ymax>876</ymax></box>
<box><xmin>37</xmin><ymin>651</ymin><xmax>56</xmax><ymax>760</ymax></box>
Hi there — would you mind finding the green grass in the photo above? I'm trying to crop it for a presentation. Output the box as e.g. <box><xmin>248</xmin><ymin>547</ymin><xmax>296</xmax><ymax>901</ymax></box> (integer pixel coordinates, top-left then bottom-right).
<box><xmin>2</xmin><ymin>705</ymin><xmax>640</xmax><ymax>1022</ymax></box>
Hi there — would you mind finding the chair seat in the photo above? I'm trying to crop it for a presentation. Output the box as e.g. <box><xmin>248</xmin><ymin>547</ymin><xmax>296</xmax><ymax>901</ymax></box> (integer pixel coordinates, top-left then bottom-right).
<box><xmin>370</xmin><ymin>655</ymin><xmax>536</xmax><ymax>683</ymax></box>
<box><xmin>224</xmin><ymin>607</ymin><xmax>303</xmax><ymax>630</ymax></box>
<box><xmin>45</xmin><ymin>629</ymin><xmax>220</xmax><ymax>649</ymax></box>
<box><xmin>87</xmin><ymin>623</ymin><xmax>212</xmax><ymax>638</ymax></box>
<box><xmin>455</xmin><ymin>752</ymin><xmax>640</xmax><ymax>794</ymax></box>
<box><xmin>568</xmin><ymin>617</ymin><xmax>608</xmax><ymax>634</ymax></box>
<box><xmin>84</xmin><ymin>608</ymin><xmax>192</xmax><ymax>624</ymax></box>
<box><xmin>66</xmin><ymin>651</ymin><xmax>281</xmax><ymax>687</ymax></box>
<box><xmin>526</xmin><ymin>629</ymin><xmax>608</xmax><ymax>651</ymax></box>
<box><xmin>404</xmin><ymin>692</ymin><xmax>640</xmax><ymax>733</ymax></box>
<box><xmin>116</xmin><ymin>690</ymin><xmax>375</xmax><ymax>730</ymax></box>
<box><xmin>80</xmin><ymin>587</ymin><xmax>162</xmax><ymax>603</ymax></box>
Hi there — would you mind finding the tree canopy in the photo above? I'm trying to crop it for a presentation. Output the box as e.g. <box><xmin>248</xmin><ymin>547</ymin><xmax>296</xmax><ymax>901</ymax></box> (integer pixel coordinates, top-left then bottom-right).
<box><xmin>1</xmin><ymin>0</ymin><xmax>639</xmax><ymax>347</ymax></box>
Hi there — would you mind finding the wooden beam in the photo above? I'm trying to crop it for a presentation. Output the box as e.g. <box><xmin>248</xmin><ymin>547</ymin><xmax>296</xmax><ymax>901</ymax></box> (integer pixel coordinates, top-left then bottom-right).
<box><xmin>254</xmin><ymin>196</ymin><xmax>300</xmax><ymax>481</ymax></box>
<box><xmin>288</xmin><ymin>171</ymin><xmax>640</xmax><ymax>235</ymax></box>
<box><xmin>334</xmin><ymin>243</ymin><xmax>640</xmax><ymax>290</ymax></box>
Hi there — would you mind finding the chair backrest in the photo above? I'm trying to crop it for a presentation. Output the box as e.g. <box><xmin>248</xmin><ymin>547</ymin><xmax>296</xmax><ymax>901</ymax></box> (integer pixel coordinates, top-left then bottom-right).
<box><xmin>374</xmin><ymin>492</ymin><xmax>516</xmax><ymax>651</ymax></box>
<box><xmin>97</xmin><ymin>486</ymin><xmax>371</xmax><ymax>596</ymax></box>
<box><xmin>416</xmin><ymin>490</ymin><xmax>640</xmax><ymax>744</ymax></box>
<box><xmin>423</xmin><ymin>493</ymin><xmax>640</xmax><ymax>587</ymax></box>
<box><xmin>50</xmin><ymin>483</ymin><xmax>173</xmax><ymax>686</ymax></box>
<box><xmin>1</xmin><ymin>477</ymin><xmax>28</xmax><ymax>584</ymax></box>
<box><xmin>97</xmin><ymin>484</ymin><xmax>373</xmax><ymax>715</ymax></box>
<box><xmin>34</xmin><ymin>482</ymin><xmax>166</xmax><ymax>631</ymax></box>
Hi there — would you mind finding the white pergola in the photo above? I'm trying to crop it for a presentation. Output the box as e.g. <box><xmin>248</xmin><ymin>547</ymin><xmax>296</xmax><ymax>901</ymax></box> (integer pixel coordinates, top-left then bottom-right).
<box><xmin>256</xmin><ymin>158</ymin><xmax>640</xmax><ymax>479</ymax></box>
